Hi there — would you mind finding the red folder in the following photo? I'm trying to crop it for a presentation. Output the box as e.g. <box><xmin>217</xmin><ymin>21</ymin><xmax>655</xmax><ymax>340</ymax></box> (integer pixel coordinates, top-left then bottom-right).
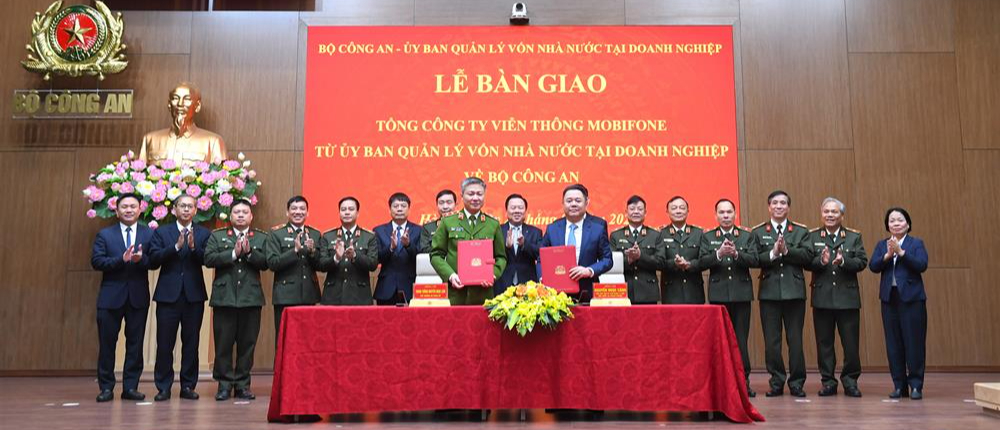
<box><xmin>458</xmin><ymin>239</ymin><xmax>495</xmax><ymax>287</ymax></box>
<box><xmin>540</xmin><ymin>245</ymin><xmax>579</xmax><ymax>294</ymax></box>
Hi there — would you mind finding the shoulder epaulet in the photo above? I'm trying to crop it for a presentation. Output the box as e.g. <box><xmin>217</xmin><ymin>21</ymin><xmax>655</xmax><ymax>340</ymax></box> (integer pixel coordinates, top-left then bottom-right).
<box><xmin>791</xmin><ymin>221</ymin><xmax>808</xmax><ymax>228</ymax></box>
<box><xmin>322</xmin><ymin>228</ymin><xmax>338</xmax><ymax>235</ymax></box>
<box><xmin>751</xmin><ymin>222</ymin><xmax>767</xmax><ymax>230</ymax></box>
<box><xmin>845</xmin><ymin>227</ymin><xmax>860</xmax><ymax>234</ymax></box>
<box><xmin>483</xmin><ymin>212</ymin><xmax>498</xmax><ymax>221</ymax></box>
<box><xmin>690</xmin><ymin>224</ymin><xmax>703</xmax><ymax>231</ymax></box>
<box><xmin>611</xmin><ymin>225</ymin><xmax>627</xmax><ymax>233</ymax></box>
<box><xmin>213</xmin><ymin>226</ymin><xmax>228</xmax><ymax>232</ymax></box>
<box><xmin>735</xmin><ymin>226</ymin><xmax>749</xmax><ymax>233</ymax></box>
<box><xmin>358</xmin><ymin>227</ymin><xmax>373</xmax><ymax>235</ymax></box>
<box><xmin>252</xmin><ymin>228</ymin><xmax>266</xmax><ymax>234</ymax></box>
<box><xmin>271</xmin><ymin>224</ymin><xmax>285</xmax><ymax>231</ymax></box>
<box><xmin>810</xmin><ymin>227</ymin><xmax>823</xmax><ymax>233</ymax></box>
<box><xmin>304</xmin><ymin>225</ymin><xmax>320</xmax><ymax>232</ymax></box>
<box><xmin>659</xmin><ymin>224</ymin><xmax>671</xmax><ymax>231</ymax></box>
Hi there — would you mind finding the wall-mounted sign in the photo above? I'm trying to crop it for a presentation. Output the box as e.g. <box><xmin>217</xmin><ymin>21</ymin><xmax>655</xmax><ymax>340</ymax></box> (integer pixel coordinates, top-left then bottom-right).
<box><xmin>12</xmin><ymin>89</ymin><xmax>133</xmax><ymax>119</ymax></box>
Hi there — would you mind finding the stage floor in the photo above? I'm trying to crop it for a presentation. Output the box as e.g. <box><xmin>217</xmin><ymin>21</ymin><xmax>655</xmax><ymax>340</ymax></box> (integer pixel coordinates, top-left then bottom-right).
<box><xmin>1</xmin><ymin>372</ymin><xmax>996</xmax><ymax>428</ymax></box>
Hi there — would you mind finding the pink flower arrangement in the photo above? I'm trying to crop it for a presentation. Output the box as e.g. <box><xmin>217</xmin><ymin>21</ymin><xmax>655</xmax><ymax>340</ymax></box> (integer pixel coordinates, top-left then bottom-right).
<box><xmin>196</xmin><ymin>196</ymin><xmax>213</xmax><ymax>211</ymax></box>
<box><xmin>152</xmin><ymin>205</ymin><xmax>169</xmax><ymax>220</ymax></box>
<box><xmin>83</xmin><ymin>152</ymin><xmax>261</xmax><ymax>224</ymax></box>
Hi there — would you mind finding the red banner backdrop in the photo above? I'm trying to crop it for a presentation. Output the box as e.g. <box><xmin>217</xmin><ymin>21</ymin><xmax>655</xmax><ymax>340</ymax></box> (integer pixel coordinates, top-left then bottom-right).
<box><xmin>304</xmin><ymin>26</ymin><xmax>738</xmax><ymax>230</ymax></box>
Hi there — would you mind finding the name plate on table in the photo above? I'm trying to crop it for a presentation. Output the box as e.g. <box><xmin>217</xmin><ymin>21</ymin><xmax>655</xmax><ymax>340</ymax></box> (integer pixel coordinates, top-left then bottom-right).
<box><xmin>411</xmin><ymin>283</ymin><xmax>450</xmax><ymax>307</ymax></box>
<box><xmin>591</xmin><ymin>283</ymin><xmax>631</xmax><ymax>307</ymax></box>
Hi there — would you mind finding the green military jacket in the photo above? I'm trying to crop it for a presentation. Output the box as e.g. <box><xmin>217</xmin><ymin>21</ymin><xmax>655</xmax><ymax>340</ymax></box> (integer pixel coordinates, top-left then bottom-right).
<box><xmin>318</xmin><ymin>226</ymin><xmax>378</xmax><ymax>305</ymax></box>
<box><xmin>419</xmin><ymin>219</ymin><xmax>440</xmax><ymax>253</ymax></box>
<box><xmin>658</xmin><ymin>224</ymin><xmax>706</xmax><ymax>304</ymax></box>
<box><xmin>610</xmin><ymin>225</ymin><xmax>661</xmax><ymax>304</ymax></box>
<box><xmin>807</xmin><ymin>227</ymin><xmax>868</xmax><ymax>309</ymax></box>
<box><xmin>698</xmin><ymin>226</ymin><xmax>758</xmax><ymax>303</ymax></box>
<box><xmin>204</xmin><ymin>227</ymin><xmax>269</xmax><ymax>308</ymax></box>
<box><xmin>430</xmin><ymin>211</ymin><xmax>507</xmax><ymax>282</ymax></box>
<box><xmin>751</xmin><ymin>220</ymin><xmax>812</xmax><ymax>301</ymax></box>
<box><xmin>265</xmin><ymin>222</ymin><xmax>322</xmax><ymax>306</ymax></box>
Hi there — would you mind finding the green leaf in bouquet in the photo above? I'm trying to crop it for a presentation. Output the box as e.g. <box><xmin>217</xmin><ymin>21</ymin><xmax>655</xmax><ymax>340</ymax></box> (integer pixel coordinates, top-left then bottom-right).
<box><xmin>506</xmin><ymin>311</ymin><xmax>520</xmax><ymax>330</ymax></box>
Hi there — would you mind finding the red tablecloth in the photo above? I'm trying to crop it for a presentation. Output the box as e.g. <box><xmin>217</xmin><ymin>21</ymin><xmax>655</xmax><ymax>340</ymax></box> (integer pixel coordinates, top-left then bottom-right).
<box><xmin>267</xmin><ymin>305</ymin><xmax>764</xmax><ymax>423</ymax></box>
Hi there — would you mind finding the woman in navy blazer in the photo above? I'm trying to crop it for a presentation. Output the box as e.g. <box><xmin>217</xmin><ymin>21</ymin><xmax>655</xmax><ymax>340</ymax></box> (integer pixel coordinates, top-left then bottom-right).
<box><xmin>869</xmin><ymin>207</ymin><xmax>928</xmax><ymax>400</ymax></box>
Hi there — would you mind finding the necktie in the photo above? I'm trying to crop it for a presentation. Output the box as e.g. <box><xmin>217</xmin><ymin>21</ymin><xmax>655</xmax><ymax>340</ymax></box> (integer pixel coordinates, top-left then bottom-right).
<box><xmin>776</xmin><ymin>224</ymin><xmax>783</xmax><ymax>235</ymax></box>
<box><xmin>568</xmin><ymin>223</ymin><xmax>578</xmax><ymax>247</ymax></box>
<box><xmin>512</xmin><ymin>226</ymin><xmax>521</xmax><ymax>254</ymax></box>
<box><xmin>125</xmin><ymin>226</ymin><xmax>132</xmax><ymax>248</ymax></box>
<box><xmin>470</xmin><ymin>217</ymin><xmax>476</xmax><ymax>229</ymax></box>
<box><xmin>344</xmin><ymin>229</ymin><xmax>353</xmax><ymax>244</ymax></box>
<box><xmin>395</xmin><ymin>226</ymin><xmax>403</xmax><ymax>252</ymax></box>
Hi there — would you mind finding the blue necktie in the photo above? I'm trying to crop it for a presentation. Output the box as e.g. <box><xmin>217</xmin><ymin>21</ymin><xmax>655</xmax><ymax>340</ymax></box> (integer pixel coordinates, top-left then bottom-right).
<box><xmin>125</xmin><ymin>226</ymin><xmax>132</xmax><ymax>248</ymax></box>
<box><xmin>568</xmin><ymin>223</ymin><xmax>577</xmax><ymax>247</ymax></box>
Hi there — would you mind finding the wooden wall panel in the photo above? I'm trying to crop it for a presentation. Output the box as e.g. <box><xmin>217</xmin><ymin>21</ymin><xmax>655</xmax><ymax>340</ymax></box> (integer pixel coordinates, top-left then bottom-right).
<box><xmin>955</xmin><ymin>0</ymin><xmax>1000</xmax><ymax>149</ymax></box>
<box><xmin>626</xmin><ymin>0</ymin><xmax>738</xmax><ymax>23</ymax></box>
<box><xmin>740</xmin><ymin>0</ymin><xmax>853</xmax><ymax>150</ymax></box>
<box><xmin>314</xmin><ymin>0</ymin><xmax>414</xmax><ymax>24</ymax></box>
<box><xmin>121</xmin><ymin>11</ymin><xmax>194</xmax><ymax>55</ymax></box>
<box><xmin>415</xmin><ymin>0</ymin><xmax>625</xmax><ymax>25</ymax></box>
<box><xmin>189</xmin><ymin>12</ymin><xmax>299</xmax><ymax>152</ymax></box>
<box><xmin>849</xmin><ymin>53</ymin><xmax>970</xmax><ymax>268</ymax></box>
<box><xmin>847</xmin><ymin>0</ymin><xmax>955</xmax><ymax>53</ymax></box>
<box><xmin>59</xmin><ymin>271</ymin><xmax>102</xmax><ymax>370</ymax></box>
<box><xmin>964</xmin><ymin>151</ymin><xmax>1000</xmax><ymax>365</ymax></box>
<box><xmin>0</xmin><ymin>151</ymin><xmax>74</xmax><ymax>370</ymax></box>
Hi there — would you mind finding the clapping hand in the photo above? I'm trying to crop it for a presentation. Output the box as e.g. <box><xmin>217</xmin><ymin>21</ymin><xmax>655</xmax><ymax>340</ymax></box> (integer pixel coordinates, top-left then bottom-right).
<box><xmin>400</xmin><ymin>228</ymin><xmax>410</xmax><ymax>247</ymax></box>
<box><xmin>832</xmin><ymin>249</ymin><xmax>845</xmax><ymax>266</ymax></box>
<box><xmin>625</xmin><ymin>243</ymin><xmax>641</xmax><ymax>264</ymax></box>
<box><xmin>821</xmin><ymin>246</ymin><xmax>831</xmax><ymax>265</ymax></box>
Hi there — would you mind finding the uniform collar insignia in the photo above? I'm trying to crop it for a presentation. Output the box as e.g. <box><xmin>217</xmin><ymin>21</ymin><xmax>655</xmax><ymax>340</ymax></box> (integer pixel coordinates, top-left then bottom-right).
<box><xmin>820</xmin><ymin>230</ymin><xmax>826</xmax><ymax>238</ymax></box>
<box><xmin>765</xmin><ymin>224</ymin><xmax>772</xmax><ymax>233</ymax></box>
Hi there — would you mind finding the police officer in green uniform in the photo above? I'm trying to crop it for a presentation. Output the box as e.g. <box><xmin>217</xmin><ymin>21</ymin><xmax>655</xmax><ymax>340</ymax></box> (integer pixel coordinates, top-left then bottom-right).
<box><xmin>609</xmin><ymin>195</ymin><xmax>661</xmax><ymax>304</ymax></box>
<box><xmin>658</xmin><ymin>196</ymin><xmax>705</xmax><ymax>304</ymax></box>
<box><xmin>430</xmin><ymin>177</ymin><xmax>507</xmax><ymax>305</ymax></box>
<box><xmin>808</xmin><ymin>197</ymin><xmax>867</xmax><ymax>398</ymax></box>
<box><xmin>420</xmin><ymin>189</ymin><xmax>456</xmax><ymax>253</ymax></box>
<box><xmin>698</xmin><ymin>198</ymin><xmax>759</xmax><ymax>397</ymax></box>
<box><xmin>204</xmin><ymin>198</ymin><xmax>268</xmax><ymax>401</ymax></box>
<box><xmin>751</xmin><ymin>190</ymin><xmax>812</xmax><ymax>398</ymax></box>
<box><xmin>265</xmin><ymin>195</ymin><xmax>321</xmax><ymax>342</ymax></box>
<box><xmin>318</xmin><ymin>197</ymin><xmax>378</xmax><ymax>305</ymax></box>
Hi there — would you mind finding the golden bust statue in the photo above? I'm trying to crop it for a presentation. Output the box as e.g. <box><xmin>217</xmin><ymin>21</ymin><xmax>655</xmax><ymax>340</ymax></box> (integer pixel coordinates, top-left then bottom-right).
<box><xmin>139</xmin><ymin>82</ymin><xmax>226</xmax><ymax>164</ymax></box>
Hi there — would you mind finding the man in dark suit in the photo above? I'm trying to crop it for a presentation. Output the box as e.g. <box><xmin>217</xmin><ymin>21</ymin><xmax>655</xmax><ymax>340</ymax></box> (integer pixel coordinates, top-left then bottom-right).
<box><xmin>373</xmin><ymin>192</ymin><xmax>422</xmax><ymax>305</ymax></box>
<box><xmin>149</xmin><ymin>194</ymin><xmax>211</xmax><ymax>401</ymax></box>
<box><xmin>90</xmin><ymin>193</ymin><xmax>156</xmax><ymax>403</ymax></box>
<box><xmin>495</xmin><ymin>193</ymin><xmax>542</xmax><ymax>295</ymax></box>
<box><xmin>539</xmin><ymin>184</ymin><xmax>613</xmax><ymax>301</ymax></box>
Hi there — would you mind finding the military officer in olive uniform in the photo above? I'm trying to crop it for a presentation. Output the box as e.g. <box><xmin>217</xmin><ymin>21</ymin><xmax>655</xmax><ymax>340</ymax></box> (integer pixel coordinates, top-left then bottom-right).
<box><xmin>318</xmin><ymin>197</ymin><xmax>378</xmax><ymax>305</ymax></box>
<box><xmin>609</xmin><ymin>195</ymin><xmax>661</xmax><ymax>304</ymax></box>
<box><xmin>419</xmin><ymin>190</ymin><xmax>456</xmax><ymax>253</ymax></box>
<box><xmin>265</xmin><ymin>196</ymin><xmax>322</xmax><ymax>342</ymax></box>
<box><xmin>204</xmin><ymin>199</ymin><xmax>268</xmax><ymax>401</ymax></box>
<box><xmin>430</xmin><ymin>177</ymin><xmax>507</xmax><ymax>305</ymax></box>
<box><xmin>808</xmin><ymin>197</ymin><xmax>867</xmax><ymax>398</ymax></box>
<box><xmin>698</xmin><ymin>198</ymin><xmax>759</xmax><ymax>397</ymax></box>
<box><xmin>659</xmin><ymin>196</ymin><xmax>705</xmax><ymax>304</ymax></box>
<box><xmin>751</xmin><ymin>190</ymin><xmax>813</xmax><ymax>398</ymax></box>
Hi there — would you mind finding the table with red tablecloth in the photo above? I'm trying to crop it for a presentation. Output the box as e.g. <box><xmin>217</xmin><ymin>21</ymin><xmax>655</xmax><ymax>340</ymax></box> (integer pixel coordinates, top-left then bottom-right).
<box><xmin>266</xmin><ymin>305</ymin><xmax>764</xmax><ymax>423</ymax></box>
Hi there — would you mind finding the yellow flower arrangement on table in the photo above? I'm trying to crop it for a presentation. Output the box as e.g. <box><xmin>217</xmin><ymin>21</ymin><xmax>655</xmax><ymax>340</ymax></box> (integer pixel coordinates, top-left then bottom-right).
<box><xmin>483</xmin><ymin>281</ymin><xmax>575</xmax><ymax>337</ymax></box>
